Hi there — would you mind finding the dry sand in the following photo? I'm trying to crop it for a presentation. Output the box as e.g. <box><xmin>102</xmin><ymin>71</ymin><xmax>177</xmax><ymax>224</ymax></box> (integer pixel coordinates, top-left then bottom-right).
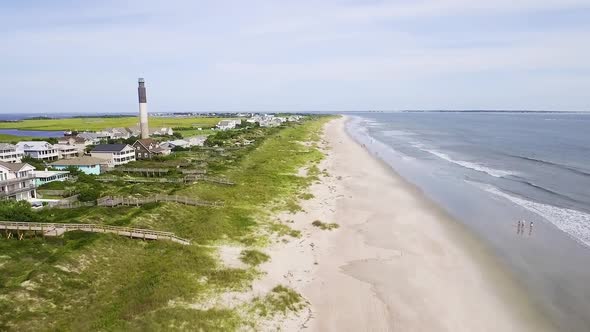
<box><xmin>255</xmin><ymin>117</ymin><xmax>556</xmax><ymax>331</ymax></box>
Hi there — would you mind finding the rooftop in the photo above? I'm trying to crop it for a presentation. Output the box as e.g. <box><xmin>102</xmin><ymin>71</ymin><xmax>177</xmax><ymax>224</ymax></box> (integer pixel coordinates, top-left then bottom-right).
<box><xmin>16</xmin><ymin>141</ymin><xmax>54</xmax><ymax>150</ymax></box>
<box><xmin>0</xmin><ymin>161</ymin><xmax>34</xmax><ymax>172</ymax></box>
<box><xmin>50</xmin><ymin>156</ymin><xmax>107</xmax><ymax>166</ymax></box>
<box><xmin>91</xmin><ymin>144</ymin><xmax>130</xmax><ymax>153</ymax></box>
<box><xmin>33</xmin><ymin>170</ymin><xmax>70</xmax><ymax>178</ymax></box>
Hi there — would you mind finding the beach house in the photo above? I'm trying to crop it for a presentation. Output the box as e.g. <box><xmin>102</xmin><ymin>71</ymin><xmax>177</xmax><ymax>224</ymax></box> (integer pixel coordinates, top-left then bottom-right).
<box><xmin>0</xmin><ymin>161</ymin><xmax>37</xmax><ymax>201</ymax></box>
<box><xmin>216</xmin><ymin>119</ymin><xmax>241</xmax><ymax>130</ymax></box>
<box><xmin>90</xmin><ymin>144</ymin><xmax>136</xmax><ymax>167</ymax></box>
<box><xmin>57</xmin><ymin>136</ymin><xmax>93</xmax><ymax>155</ymax></box>
<box><xmin>132</xmin><ymin>138</ymin><xmax>171</xmax><ymax>159</ymax></box>
<box><xmin>33</xmin><ymin>169</ymin><xmax>70</xmax><ymax>186</ymax></box>
<box><xmin>50</xmin><ymin>156</ymin><xmax>106</xmax><ymax>175</ymax></box>
<box><xmin>16</xmin><ymin>141</ymin><xmax>59</xmax><ymax>161</ymax></box>
<box><xmin>55</xmin><ymin>144</ymin><xmax>78</xmax><ymax>159</ymax></box>
<box><xmin>0</xmin><ymin>143</ymin><xmax>23</xmax><ymax>163</ymax></box>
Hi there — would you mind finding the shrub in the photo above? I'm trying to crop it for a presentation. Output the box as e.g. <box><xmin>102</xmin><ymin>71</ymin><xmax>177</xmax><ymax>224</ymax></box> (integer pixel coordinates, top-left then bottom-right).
<box><xmin>78</xmin><ymin>187</ymin><xmax>100</xmax><ymax>202</ymax></box>
<box><xmin>311</xmin><ymin>220</ymin><xmax>339</xmax><ymax>230</ymax></box>
<box><xmin>0</xmin><ymin>200</ymin><xmax>39</xmax><ymax>221</ymax></box>
<box><xmin>239</xmin><ymin>249</ymin><xmax>270</xmax><ymax>266</ymax></box>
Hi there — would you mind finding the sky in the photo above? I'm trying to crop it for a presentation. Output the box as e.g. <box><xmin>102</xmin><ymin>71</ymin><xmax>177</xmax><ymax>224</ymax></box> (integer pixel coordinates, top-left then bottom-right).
<box><xmin>1</xmin><ymin>0</ymin><xmax>589</xmax><ymax>114</ymax></box>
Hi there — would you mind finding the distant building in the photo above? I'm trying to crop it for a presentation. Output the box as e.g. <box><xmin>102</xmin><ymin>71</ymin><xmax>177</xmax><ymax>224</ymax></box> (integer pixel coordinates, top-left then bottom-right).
<box><xmin>50</xmin><ymin>156</ymin><xmax>107</xmax><ymax>175</ymax></box>
<box><xmin>54</xmin><ymin>144</ymin><xmax>78</xmax><ymax>159</ymax></box>
<box><xmin>0</xmin><ymin>161</ymin><xmax>36</xmax><ymax>201</ymax></box>
<box><xmin>160</xmin><ymin>139</ymin><xmax>190</xmax><ymax>149</ymax></box>
<box><xmin>57</xmin><ymin>136</ymin><xmax>92</xmax><ymax>155</ymax></box>
<box><xmin>0</xmin><ymin>143</ymin><xmax>23</xmax><ymax>163</ymax></box>
<box><xmin>33</xmin><ymin>169</ymin><xmax>70</xmax><ymax>187</ymax></box>
<box><xmin>216</xmin><ymin>119</ymin><xmax>241</xmax><ymax>130</ymax></box>
<box><xmin>132</xmin><ymin>138</ymin><xmax>171</xmax><ymax>159</ymax></box>
<box><xmin>185</xmin><ymin>135</ymin><xmax>208</xmax><ymax>147</ymax></box>
<box><xmin>90</xmin><ymin>144</ymin><xmax>136</xmax><ymax>167</ymax></box>
<box><xmin>16</xmin><ymin>141</ymin><xmax>59</xmax><ymax>161</ymax></box>
<box><xmin>76</xmin><ymin>132</ymin><xmax>103</xmax><ymax>144</ymax></box>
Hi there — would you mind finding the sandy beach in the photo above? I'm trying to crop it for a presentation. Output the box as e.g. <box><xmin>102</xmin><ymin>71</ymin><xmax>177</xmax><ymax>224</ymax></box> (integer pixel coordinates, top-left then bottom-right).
<box><xmin>257</xmin><ymin>117</ymin><xmax>557</xmax><ymax>331</ymax></box>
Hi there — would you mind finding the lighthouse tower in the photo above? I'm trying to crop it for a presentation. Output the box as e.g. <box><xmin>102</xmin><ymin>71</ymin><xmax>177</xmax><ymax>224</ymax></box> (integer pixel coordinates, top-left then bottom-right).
<box><xmin>138</xmin><ymin>78</ymin><xmax>149</xmax><ymax>139</ymax></box>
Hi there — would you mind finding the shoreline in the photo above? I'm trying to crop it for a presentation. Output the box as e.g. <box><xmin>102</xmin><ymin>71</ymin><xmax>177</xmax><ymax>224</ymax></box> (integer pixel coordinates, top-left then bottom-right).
<box><xmin>261</xmin><ymin>117</ymin><xmax>556</xmax><ymax>331</ymax></box>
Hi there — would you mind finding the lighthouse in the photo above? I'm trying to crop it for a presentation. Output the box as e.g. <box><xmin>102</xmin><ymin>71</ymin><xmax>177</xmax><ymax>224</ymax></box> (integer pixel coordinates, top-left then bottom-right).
<box><xmin>138</xmin><ymin>78</ymin><xmax>149</xmax><ymax>139</ymax></box>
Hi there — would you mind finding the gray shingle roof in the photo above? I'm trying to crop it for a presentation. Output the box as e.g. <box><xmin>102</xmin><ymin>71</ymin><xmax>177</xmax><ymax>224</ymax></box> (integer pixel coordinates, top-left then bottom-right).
<box><xmin>91</xmin><ymin>144</ymin><xmax>129</xmax><ymax>152</ymax></box>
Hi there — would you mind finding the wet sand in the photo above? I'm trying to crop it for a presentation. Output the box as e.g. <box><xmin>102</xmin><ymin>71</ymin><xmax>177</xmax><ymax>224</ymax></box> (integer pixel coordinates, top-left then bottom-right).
<box><xmin>299</xmin><ymin>117</ymin><xmax>555</xmax><ymax>331</ymax></box>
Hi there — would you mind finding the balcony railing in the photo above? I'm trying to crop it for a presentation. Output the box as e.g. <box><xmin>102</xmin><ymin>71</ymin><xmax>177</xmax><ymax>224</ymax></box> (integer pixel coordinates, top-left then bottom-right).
<box><xmin>0</xmin><ymin>174</ymin><xmax>35</xmax><ymax>186</ymax></box>
<box><xmin>0</xmin><ymin>184</ymin><xmax>36</xmax><ymax>198</ymax></box>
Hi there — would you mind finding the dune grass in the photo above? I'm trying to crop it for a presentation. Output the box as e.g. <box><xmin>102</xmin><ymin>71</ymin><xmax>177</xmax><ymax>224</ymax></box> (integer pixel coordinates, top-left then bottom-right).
<box><xmin>312</xmin><ymin>220</ymin><xmax>340</xmax><ymax>230</ymax></box>
<box><xmin>0</xmin><ymin>116</ymin><xmax>332</xmax><ymax>331</ymax></box>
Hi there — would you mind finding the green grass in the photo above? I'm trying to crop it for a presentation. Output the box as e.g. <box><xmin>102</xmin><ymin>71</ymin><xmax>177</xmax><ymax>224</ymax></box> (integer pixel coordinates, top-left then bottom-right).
<box><xmin>176</xmin><ymin>128</ymin><xmax>215</xmax><ymax>138</ymax></box>
<box><xmin>0</xmin><ymin>116</ymin><xmax>227</xmax><ymax>132</ymax></box>
<box><xmin>239</xmin><ymin>250</ymin><xmax>270</xmax><ymax>266</ymax></box>
<box><xmin>312</xmin><ymin>220</ymin><xmax>340</xmax><ymax>230</ymax></box>
<box><xmin>249</xmin><ymin>285</ymin><xmax>307</xmax><ymax>317</ymax></box>
<box><xmin>0</xmin><ymin>133</ymin><xmax>36</xmax><ymax>143</ymax></box>
<box><xmin>0</xmin><ymin>116</ymin><xmax>332</xmax><ymax>331</ymax></box>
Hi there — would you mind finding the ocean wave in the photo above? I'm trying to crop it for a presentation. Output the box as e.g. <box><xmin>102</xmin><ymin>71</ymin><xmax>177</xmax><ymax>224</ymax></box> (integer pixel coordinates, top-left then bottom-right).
<box><xmin>508</xmin><ymin>154</ymin><xmax>590</xmax><ymax>177</ymax></box>
<box><xmin>485</xmin><ymin>187</ymin><xmax>590</xmax><ymax>249</ymax></box>
<box><xmin>412</xmin><ymin>143</ymin><xmax>515</xmax><ymax>178</ymax></box>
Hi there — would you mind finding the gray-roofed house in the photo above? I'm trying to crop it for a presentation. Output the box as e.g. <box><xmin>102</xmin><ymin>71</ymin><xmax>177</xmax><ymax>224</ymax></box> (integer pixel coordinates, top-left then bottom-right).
<box><xmin>90</xmin><ymin>144</ymin><xmax>136</xmax><ymax>167</ymax></box>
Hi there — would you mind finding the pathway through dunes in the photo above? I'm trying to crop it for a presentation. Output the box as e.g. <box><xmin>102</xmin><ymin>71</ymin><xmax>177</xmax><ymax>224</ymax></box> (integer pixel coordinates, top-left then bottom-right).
<box><xmin>0</xmin><ymin>221</ymin><xmax>190</xmax><ymax>245</ymax></box>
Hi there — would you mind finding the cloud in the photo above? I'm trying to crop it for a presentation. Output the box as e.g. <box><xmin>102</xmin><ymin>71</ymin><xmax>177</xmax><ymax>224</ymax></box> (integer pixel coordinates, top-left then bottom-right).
<box><xmin>0</xmin><ymin>0</ymin><xmax>589</xmax><ymax>112</ymax></box>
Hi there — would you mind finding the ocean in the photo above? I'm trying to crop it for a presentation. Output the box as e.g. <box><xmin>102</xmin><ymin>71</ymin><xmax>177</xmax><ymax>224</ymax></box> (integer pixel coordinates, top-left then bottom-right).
<box><xmin>347</xmin><ymin>112</ymin><xmax>590</xmax><ymax>331</ymax></box>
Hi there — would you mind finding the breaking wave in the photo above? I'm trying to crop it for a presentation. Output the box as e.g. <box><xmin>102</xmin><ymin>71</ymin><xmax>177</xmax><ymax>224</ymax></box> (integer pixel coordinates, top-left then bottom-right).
<box><xmin>485</xmin><ymin>187</ymin><xmax>590</xmax><ymax>249</ymax></box>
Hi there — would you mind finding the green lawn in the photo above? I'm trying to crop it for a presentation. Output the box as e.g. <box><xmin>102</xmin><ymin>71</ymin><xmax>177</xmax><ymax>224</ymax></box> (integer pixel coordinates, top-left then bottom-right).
<box><xmin>0</xmin><ymin>116</ymin><xmax>331</xmax><ymax>331</ymax></box>
<box><xmin>0</xmin><ymin>116</ymin><xmax>228</xmax><ymax>132</ymax></box>
<box><xmin>0</xmin><ymin>133</ymin><xmax>36</xmax><ymax>143</ymax></box>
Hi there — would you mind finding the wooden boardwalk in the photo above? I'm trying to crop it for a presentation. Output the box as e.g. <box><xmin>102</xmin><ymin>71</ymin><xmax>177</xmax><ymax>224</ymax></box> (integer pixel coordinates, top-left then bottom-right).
<box><xmin>96</xmin><ymin>194</ymin><xmax>223</xmax><ymax>208</ymax></box>
<box><xmin>0</xmin><ymin>221</ymin><xmax>190</xmax><ymax>245</ymax></box>
<box><xmin>97</xmin><ymin>177</ymin><xmax>186</xmax><ymax>184</ymax></box>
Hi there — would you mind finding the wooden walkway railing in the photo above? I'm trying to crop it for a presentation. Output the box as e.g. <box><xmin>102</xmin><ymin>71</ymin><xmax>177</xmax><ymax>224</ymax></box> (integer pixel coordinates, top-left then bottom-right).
<box><xmin>97</xmin><ymin>177</ymin><xmax>186</xmax><ymax>184</ymax></box>
<box><xmin>96</xmin><ymin>194</ymin><xmax>223</xmax><ymax>208</ymax></box>
<box><xmin>97</xmin><ymin>175</ymin><xmax>235</xmax><ymax>185</ymax></box>
<box><xmin>0</xmin><ymin>221</ymin><xmax>190</xmax><ymax>245</ymax></box>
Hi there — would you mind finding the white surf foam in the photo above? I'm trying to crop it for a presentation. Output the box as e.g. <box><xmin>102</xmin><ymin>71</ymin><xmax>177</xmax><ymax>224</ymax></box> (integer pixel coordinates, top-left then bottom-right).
<box><xmin>411</xmin><ymin>142</ymin><xmax>515</xmax><ymax>178</ymax></box>
<box><xmin>485</xmin><ymin>187</ymin><xmax>590</xmax><ymax>248</ymax></box>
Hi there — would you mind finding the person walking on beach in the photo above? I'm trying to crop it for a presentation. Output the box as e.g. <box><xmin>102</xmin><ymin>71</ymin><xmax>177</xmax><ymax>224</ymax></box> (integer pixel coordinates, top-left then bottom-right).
<box><xmin>529</xmin><ymin>221</ymin><xmax>534</xmax><ymax>236</ymax></box>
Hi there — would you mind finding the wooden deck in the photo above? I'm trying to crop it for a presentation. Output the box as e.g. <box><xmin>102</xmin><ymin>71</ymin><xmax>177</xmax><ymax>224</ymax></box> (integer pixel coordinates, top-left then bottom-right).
<box><xmin>0</xmin><ymin>221</ymin><xmax>190</xmax><ymax>245</ymax></box>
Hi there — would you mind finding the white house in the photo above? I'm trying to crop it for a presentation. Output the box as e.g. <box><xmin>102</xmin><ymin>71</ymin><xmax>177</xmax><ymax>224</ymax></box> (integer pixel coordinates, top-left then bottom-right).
<box><xmin>57</xmin><ymin>136</ymin><xmax>92</xmax><ymax>155</ymax></box>
<box><xmin>216</xmin><ymin>119</ymin><xmax>241</xmax><ymax>130</ymax></box>
<box><xmin>0</xmin><ymin>161</ymin><xmax>36</xmax><ymax>201</ymax></box>
<box><xmin>90</xmin><ymin>144</ymin><xmax>136</xmax><ymax>167</ymax></box>
<box><xmin>55</xmin><ymin>144</ymin><xmax>78</xmax><ymax>159</ymax></box>
<box><xmin>16</xmin><ymin>141</ymin><xmax>59</xmax><ymax>161</ymax></box>
<box><xmin>0</xmin><ymin>143</ymin><xmax>23</xmax><ymax>163</ymax></box>
<box><xmin>77</xmin><ymin>132</ymin><xmax>103</xmax><ymax>144</ymax></box>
